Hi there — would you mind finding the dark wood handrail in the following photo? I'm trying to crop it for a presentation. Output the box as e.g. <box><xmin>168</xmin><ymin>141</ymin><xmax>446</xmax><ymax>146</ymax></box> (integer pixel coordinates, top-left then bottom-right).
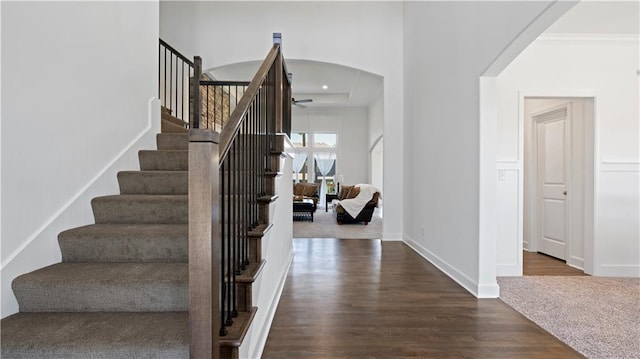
<box><xmin>159</xmin><ymin>38</ymin><xmax>195</xmax><ymax>67</ymax></box>
<box><xmin>219</xmin><ymin>43</ymin><xmax>281</xmax><ymax>163</ymax></box>
<box><xmin>200</xmin><ymin>80</ymin><xmax>251</xmax><ymax>87</ymax></box>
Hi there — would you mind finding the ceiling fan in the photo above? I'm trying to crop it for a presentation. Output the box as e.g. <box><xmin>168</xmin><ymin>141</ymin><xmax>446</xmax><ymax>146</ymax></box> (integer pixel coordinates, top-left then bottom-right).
<box><xmin>292</xmin><ymin>98</ymin><xmax>313</xmax><ymax>108</ymax></box>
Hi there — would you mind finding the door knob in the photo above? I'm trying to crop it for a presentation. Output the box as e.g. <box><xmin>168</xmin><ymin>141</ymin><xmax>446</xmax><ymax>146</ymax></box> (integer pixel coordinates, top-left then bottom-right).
<box><xmin>563</xmin><ymin>191</ymin><xmax>567</xmax><ymax>195</ymax></box>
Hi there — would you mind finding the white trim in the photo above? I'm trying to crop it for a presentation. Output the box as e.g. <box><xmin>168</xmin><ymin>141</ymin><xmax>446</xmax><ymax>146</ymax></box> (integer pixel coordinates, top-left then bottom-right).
<box><xmin>478</xmin><ymin>76</ymin><xmax>499</xmax><ymax>298</ymax></box>
<box><xmin>381</xmin><ymin>236</ymin><xmax>403</xmax><ymax>242</ymax></box>
<box><xmin>597</xmin><ymin>264</ymin><xmax>640</xmax><ymax>277</ymax></box>
<box><xmin>567</xmin><ymin>256</ymin><xmax>584</xmax><ymax>271</ymax></box>
<box><xmin>497</xmin><ymin>161</ymin><xmax>519</xmax><ymax>170</ymax></box>
<box><xmin>600</xmin><ymin>161</ymin><xmax>640</xmax><ymax>172</ymax></box>
<box><xmin>497</xmin><ymin>263</ymin><xmax>521</xmax><ymax>277</ymax></box>
<box><xmin>403</xmin><ymin>235</ymin><xmax>494</xmax><ymax>298</ymax></box>
<box><xmin>0</xmin><ymin>98</ymin><xmax>160</xmax><ymax>270</ymax></box>
<box><xmin>248</xmin><ymin>250</ymin><xmax>294</xmax><ymax>359</ymax></box>
<box><xmin>369</xmin><ymin>134</ymin><xmax>383</xmax><ymax>153</ymax></box>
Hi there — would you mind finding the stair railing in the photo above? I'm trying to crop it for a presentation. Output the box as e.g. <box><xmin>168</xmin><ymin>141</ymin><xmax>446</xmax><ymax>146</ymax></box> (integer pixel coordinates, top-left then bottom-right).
<box><xmin>159</xmin><ymin>39</ymin><xmax>194</xmax><ymax>126</ymax></box>
<box><xmin>199</xmin><ymin>81</ymin><xmax>250</xmax><ymax>133</ymax></box>
<box><xmin>188</xmin><ymin>35</ymin><xmax>291</xmax><ymax>359</ymax></box>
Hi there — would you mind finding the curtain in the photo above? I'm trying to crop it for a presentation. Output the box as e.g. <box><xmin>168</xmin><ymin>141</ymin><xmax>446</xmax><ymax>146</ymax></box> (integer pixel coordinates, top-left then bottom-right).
<box><xmin>292</xmin><ymin>153</ymin><xmax>307</xmax><ymax>183</ymax></box>
<box><xmin>315</xmin><ymin>153</ymin><xmax>335</xmax><ymax>206</ymax></box>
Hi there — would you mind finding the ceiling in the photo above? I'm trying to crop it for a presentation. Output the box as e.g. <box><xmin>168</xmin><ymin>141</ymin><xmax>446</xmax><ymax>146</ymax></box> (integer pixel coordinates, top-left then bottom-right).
<box><xmin>209</xmin><ymin>59</ymin><xmax>383</xmax><ymax>109</ymax></box>
<box><xmin>543</xmin><ymin>1</ymin><xmax>639</xmax><ymax>35</ymax></box>
<box><xmin>209</xmin><ymin>1</ymin><xmax>637</xmax><ymax>109</ymax></box>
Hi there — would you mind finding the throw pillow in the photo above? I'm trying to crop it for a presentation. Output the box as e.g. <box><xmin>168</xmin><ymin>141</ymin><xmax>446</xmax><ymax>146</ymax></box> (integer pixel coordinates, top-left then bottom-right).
<box><xmin>346</xmin><ymin>186</ymin><xmax>360</xmax><ymax>199</ymax></box>
<box><xmin>302</xmin><ymin>183</ymin><xmax>318</xmax><ymax>197</ymax></box>
<box><xmin>339</xmin><ymin>185</ymin><xmax>354</xmax><ymax>200</ymax></box>
<box><xmin>293</xmin><ymin>183</ymin><xmax>305</xmax><ymax>195</ymax></box>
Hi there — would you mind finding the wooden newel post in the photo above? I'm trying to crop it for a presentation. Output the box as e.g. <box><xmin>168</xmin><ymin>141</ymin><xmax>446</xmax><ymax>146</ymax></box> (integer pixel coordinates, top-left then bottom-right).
<box><xmin>189</xmin><ymin>129</ymin><xmax>221</xmax><ymax>359</ymax></box>
<box><xmin>273</xmin><ymin>33</ymin><xmax>283</xmax><ymax>133</ymax></box>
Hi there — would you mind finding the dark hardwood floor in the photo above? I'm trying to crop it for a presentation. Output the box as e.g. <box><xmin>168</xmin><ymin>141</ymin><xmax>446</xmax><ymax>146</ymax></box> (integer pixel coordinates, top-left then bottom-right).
<box><xmin>263</xmin><ymin>238</ymin><xmax>581</xmax><ymax>358</ymax></box>
<box><xmin>523</xmin><ymin>250</ymin><xmax>587</xmax><ymax>276</ymax></box>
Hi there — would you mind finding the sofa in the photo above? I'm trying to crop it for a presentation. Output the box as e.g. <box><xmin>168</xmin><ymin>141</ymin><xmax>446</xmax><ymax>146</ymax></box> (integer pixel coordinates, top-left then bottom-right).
<box><xmin>293</xmin><ymin>182</ymin><xmax>319</xmax><ymax>211</ymax></box>
<box><xmin>334</xmin><ymin>185</ymin><xmax>380</xmax><ymax>224</ymax></box>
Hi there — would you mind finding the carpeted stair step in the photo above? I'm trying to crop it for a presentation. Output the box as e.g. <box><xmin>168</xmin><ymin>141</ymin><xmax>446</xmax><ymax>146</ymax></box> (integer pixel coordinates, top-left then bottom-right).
<box><xmin>118</xmin><ymin>171</ymin><xmax>188</xmax><ymax>195</ymax></box>
<box><xmin>161</xmin><ymin>119</ymin><xmax>188</xmax><ymax>133</ymax></box>
<box><xmin>139</xmin><ymin>150</ymin><xmax>188</xmax><ymax>171</ymax></box>
<box><xmin>58</xmin><ymin>224</ymin><xmax>188</xmax><ymax>263</ymax></box>
<box><xmin>92</xmin><ymin>195</ymin><xmax>188</xmax><ymax>224</ymax></box>
<box><xmin>12</xmin><ymin>262</ymin><xmax>187</xmax><ymax>312</ymax></box>
<box><xmin>0</xmin><ymin>312</ymin><xmax>188</xmax><ymax>358</ymax></box>
<box><xmin>157</xmin><ymin>133</ymin><xmax>189</xmax><ymax>150</ymax></box>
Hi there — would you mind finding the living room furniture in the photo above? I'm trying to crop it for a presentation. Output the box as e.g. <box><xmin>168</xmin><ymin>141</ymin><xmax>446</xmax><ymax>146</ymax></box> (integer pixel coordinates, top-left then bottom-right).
<box><xmin>293</xmin><ymin>199</ymin><xmax>315</xmax><ymax>221</ymax></box>
<box><xmin>325</xmin><ymin>193</ymin><xmax>339</xmax><ymax>212</ymax></box>
<box><xmin>293</xmin><ymin>182</ymin><xmax>319</xmax><ymax>211</ymax></box>
<box><xmin>334</xmin><ymin>186</ymin><xmax>380</xmax><ymax>224</ymax></box>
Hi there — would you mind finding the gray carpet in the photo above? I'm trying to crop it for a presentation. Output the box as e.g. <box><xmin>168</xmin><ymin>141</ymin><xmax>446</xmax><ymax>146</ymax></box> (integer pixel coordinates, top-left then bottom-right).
<box><xmin>293</xmin><ymin>208</ymin><xmax>383</xmax><ymax>239</ymax></box>
<box><xmin>498</xmin><ymin>276</ymin><xmax>640</xmax><ymax>359</ymax></box>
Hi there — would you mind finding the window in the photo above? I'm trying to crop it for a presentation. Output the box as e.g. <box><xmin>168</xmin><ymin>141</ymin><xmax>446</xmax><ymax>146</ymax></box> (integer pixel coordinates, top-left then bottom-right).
<box><xmin>291</xmin><ymin>132</ymin><xmax>307</xmax><ymax>148</ymax></box>
<box><xmin>313</xmin><ymin>133</ymin><xmax>337</xmax><ymax>148</ymax></box>
<box><xmin>293</xmin><ymin>160</ymin><xmax>308</xmax><ymax>183</ymax></box>
<box><xmin>315</xmin><ymin>158</ymin><xmax>336</xmax><ymax>193</ymax></box>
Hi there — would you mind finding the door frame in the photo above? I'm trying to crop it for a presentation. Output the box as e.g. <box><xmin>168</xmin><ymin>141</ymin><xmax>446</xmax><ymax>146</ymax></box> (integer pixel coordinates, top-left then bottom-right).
<box><xmin>519</xmin><ymin>91</ymin><xmax>597</xmax><ymax>275</ymax></box>
<box><xmin>529</xmin><ymin>102</ymin><xmax>572</xmax><ymax>259</ymax></box>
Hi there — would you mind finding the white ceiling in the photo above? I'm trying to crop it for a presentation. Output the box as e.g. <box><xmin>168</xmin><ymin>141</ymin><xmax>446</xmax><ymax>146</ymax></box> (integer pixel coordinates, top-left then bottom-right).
<box><xmin>209</xmin><ymin>59</ymin><xmax>383</xmax><ymax>109</ymax></box>
<box><xmin>209</xmin><ymin>1</ymin><xmax>637</xmax><ymax>109</ymax></box>
<box><xmin>544</xmin><ymin>1</ymin><xmax>639</xmax><ymax>35</ymax></box>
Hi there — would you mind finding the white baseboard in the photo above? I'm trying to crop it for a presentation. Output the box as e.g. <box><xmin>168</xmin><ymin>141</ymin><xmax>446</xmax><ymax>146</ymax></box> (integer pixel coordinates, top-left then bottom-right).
<box><xmin>247</xmin><ymin>250</ymin><xmax>294</xmax><ymax>359</ymax></box>
<box><xmin>597</xmin><ymin>264</ymin><xmax>640</xmax><ymax>277</ymax></box>
<box><xmin>567</xmin><ymin>256</ymin><xmax>584</xmax><ymax>271</ymax></box>
<box><xmin>403</xmin><ymin>235</ymin><xmax>481</xmax><ymax>298</ymax></box>
<box><xmin>497</xmin><ymin>263</ymin><xmax>522</xmax><ymax>277</ymax></box>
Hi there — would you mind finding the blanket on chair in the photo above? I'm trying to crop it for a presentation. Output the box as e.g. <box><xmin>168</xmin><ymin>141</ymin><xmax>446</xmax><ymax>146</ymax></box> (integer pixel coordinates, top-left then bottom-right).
<box><xmin>337</xmin><ymin>184</ymin><xmax>380</xmax><ymax>218</ymax></box>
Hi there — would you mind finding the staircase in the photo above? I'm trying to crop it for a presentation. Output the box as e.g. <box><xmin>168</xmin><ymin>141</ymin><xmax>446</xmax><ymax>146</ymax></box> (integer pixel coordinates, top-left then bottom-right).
<box><xmin>0</xmin><ymin>110</ymin><xmax>276</xmax><ymax>358</ymax></box>
<box><xmin>1</xmin><ymin>38</ymin><xmax>290</xmax><ymax>359</ymax></box>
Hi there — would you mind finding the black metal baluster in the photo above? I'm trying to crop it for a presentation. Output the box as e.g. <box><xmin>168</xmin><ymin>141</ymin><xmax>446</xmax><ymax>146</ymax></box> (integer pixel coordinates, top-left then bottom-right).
<box><xmin>226</xmin><ymin>156</ymin><xmax>233</xmax><ymax>327</ymax></box>
<box><xmin>175</xmin><ymin>55</ymin><xmax>178</xmax><ymax>119</ymax></box>
<box><xmin>164</xmin><ymin>47</ymin><xmax>168</xmax><ymax>108</ymax></box>
<box><xmin>180</xmin><ymin>61</ymin><xmax>184</xmax><ymax>122</ymax></box>
<box><xmin>232</xmin><ymin>139</ymin><xmax>239</xmax><ymax>318</ymax></box>
<box><xmin>220</xmin><ymin>160</ymin><xmax>228</xmax><ymax>336</ymax></box>
<box><xmin>243</xmin><ymin>116</ymin><xmax>250</xmax><ymax>266</ymax></box>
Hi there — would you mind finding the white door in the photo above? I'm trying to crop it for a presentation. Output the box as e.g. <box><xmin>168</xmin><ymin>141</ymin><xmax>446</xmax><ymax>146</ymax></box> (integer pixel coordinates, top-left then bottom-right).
<box><xmin>535</xmin><ymin>106</ymin><xmax>570</xmax><ymax>260</ymax></box>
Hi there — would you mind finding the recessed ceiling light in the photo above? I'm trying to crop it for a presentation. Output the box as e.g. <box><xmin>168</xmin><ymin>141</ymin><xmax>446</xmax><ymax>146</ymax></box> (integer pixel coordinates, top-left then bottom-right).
<box><xmin>322</xmin><ymin>85</ymin><xmax>328</xmax><ymax>90</ymax></box>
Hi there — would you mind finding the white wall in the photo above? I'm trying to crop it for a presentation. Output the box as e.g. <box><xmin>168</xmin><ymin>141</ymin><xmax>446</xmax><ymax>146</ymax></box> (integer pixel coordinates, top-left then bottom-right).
<box><xmin>368</xmin><ymin>92</ymin><xmax>384</xmax><ymax>193</ymax></box>
<box><xmin>368</xmin><ymin>91</ymin><xmax>384</xmax><ymax>150</ymax></box>
<box><xmin>496</xmin><ymin>35</ymin><xmax>640</xmax><ymax>277</ymax></box>
<box><xmin>1</xmin><ymin>1</ymin><xmax>159</xmax><ymax>317</ymax></box>
<box><xmin>292</xmin><ymin>107</ymin><xmax>369</xmax><ymax>186</ymax></box>
<box><xmin>241</xmin><ymin>146</ymin><xmax>294</xmax><ymax>359</ymax></box>
<box><xmin>402</xmin><ymin>1</ymin><xmax>557</xmax><ymax>297</ymax></box>
<box><xmin>160</xmin><ymin>0</ymin><xmax>404</xmax><ymax>240</ymax></box>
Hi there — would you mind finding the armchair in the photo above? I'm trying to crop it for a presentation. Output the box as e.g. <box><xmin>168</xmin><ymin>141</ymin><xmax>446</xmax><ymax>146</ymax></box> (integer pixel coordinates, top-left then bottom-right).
<box><xmin>334</xmin><ymin>185</ymin><xmax>380</xmax><ymax>224</ymax></box>
<box><xmin>293</xmin><ymin>182</ymin><xmax>319</xmax><ymax>211</ymax></box>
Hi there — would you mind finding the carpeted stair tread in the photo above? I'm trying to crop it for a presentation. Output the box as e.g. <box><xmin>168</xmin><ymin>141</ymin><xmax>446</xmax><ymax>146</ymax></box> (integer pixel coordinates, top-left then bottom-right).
<box><xmin>118</xmin><ymin>171</ymin><xmax>188</xmax><ymax>195</ymax></box>
<box><xmin>157</xmin><ymin>133</ymin><xmax>188</xmax><ymax>150</ymax></box>
<box><xmin>92</xmin><ymin>195</ymin><xmax>188</xmax><ymax>224</ymax></box>
<box><xmin>0</xmin><ymin>311</ymin><xmax>188</xmax><ymax>358</ymax></box>
<box><xmin>161</xmin><ymin>119</ymin><xmax>188</xmax><ymax>133</ymax></box>
<box><xmin>13</xmin><ymin>262</ymin><xmax>187</xmax><ymax>312</ymax></box>
<box><xmin>59</xmin><ymin>224</ymin><xmax>187</xmax><ymax>262</ymax></box>
<box><xmin>161</xmin><ymin>109</ymin><xmax>188</xmax><ymax>127</ymax></box>
<box><xmin>139</xmin><ymin>150</ymin><xmax>188</xmax><ymax>171</ymax></box>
